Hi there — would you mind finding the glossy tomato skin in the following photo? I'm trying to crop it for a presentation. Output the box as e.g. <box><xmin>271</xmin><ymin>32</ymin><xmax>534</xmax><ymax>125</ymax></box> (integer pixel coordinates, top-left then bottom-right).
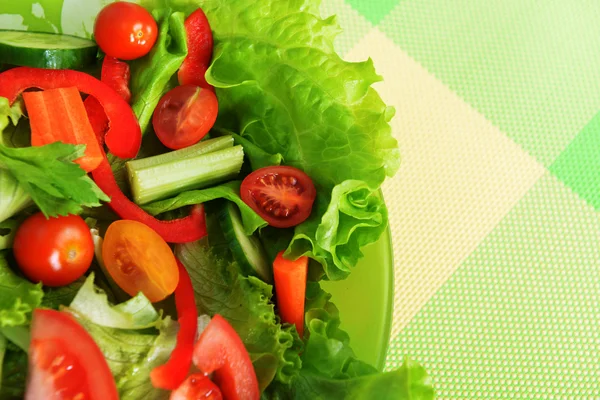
<box><xmin>170</xmin><ymin>373</ymin><xmax>223</xmax><ymax>400</ymax></box>
<box><xmin>26</xmin><ymin>309</ymin><xmax>118</xmax><ymax>400</ymax></box>
<box><xmin>193</xmin><ymin>315</ymin><xmax>259</xmax><ymax>400</ymax></box>
<box><xmin>94</xmin><ymin>2</ymin><xmax>157</xmax><ymax>60</ymax></box>
<box><xmin>153</xmin><ymin>85</ymin><xmax>218</xmax><ymax>150</ymax></box>
<box><xmin>240</xmin><ymin>166</ymin><xmax>317</xmax><ymax>228</ymax></box>
<box><xmin>102</xmin><ymin>220</ymin><xmax>179</xmax><ymax>302</ymax></box>
<box><xmin>13</xmin><ymin>213</ymin><xmax>94</xmax><ymax>287</ymax></box>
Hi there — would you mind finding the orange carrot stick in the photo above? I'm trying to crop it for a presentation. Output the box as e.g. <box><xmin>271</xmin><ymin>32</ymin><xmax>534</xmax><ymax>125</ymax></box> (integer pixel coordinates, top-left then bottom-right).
<box><xmin>273</xmin><ymin>251</ymin><xmax>308</xmax><ymax>338</ymax></box>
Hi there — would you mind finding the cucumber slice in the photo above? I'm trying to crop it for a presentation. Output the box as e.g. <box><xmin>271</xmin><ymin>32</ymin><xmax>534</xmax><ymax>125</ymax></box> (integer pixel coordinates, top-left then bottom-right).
<box><xmin>218</xmin><ymin>202</ymin><xmax>272</xmax><ymax>283</ymax></box>
<box><xmin>0</xmin><ymin>30</ymin><xmax>97</xmax><ymax>69</ymax></box>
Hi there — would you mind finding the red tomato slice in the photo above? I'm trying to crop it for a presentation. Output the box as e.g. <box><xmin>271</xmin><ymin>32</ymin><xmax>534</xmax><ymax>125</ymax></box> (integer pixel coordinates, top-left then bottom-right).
<box><xmin>170</xmin><ymin>373</ymin><xmax>222</xmax><ymax>400</ymax></box>
<box><xmin>152</xmin><ymin>85</ymin><xmax>218</xmax><ymax>150</ymax></box>
<box><xmin>192</xmin><ymin>315</ymin><xmax>259</xmax><ymax>400</ymax></box>
<box><xmin>26</xmin><ymin>309</ymin><xmax>118</xmax><ymax>400</ymax></box>
<box><xmin>240</xmin><ymin>166</ymin><xmax>317</xmax><ymax>228</ymax></box>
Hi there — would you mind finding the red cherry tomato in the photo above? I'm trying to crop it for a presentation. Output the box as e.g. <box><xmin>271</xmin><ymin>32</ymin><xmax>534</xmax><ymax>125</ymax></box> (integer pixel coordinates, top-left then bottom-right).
<box><xmin>170</xmin><ymin>373</ymin><xmax>222</xmax><ymax>400</ymax></box>
<box><xmin>192</xmin><ymin>315</ymin><xmax>259</xmax><ymax>400</ymax></box>
<box><xmin>26</xmin><ymin>309</ymin><xmax>118</xmax><ymax>400</ymax></box>
<box><xmin>13</xmin><ymin>213</ymin><xmax>94</xmax><ymax>287</ymax></box>
<box><xmin>94</xmin><ymin>2</ymin><xmax>158</xmax><ymax>60</ymax></box>
<box><xmin>152</xmin><ymin>85</ymin><xmax>218</xmax><ymax>150</ymax></box>
<box><xmin>240</xmin><ymin>166</ymin><xmax>317</xmax><ymax>228</ymax></box>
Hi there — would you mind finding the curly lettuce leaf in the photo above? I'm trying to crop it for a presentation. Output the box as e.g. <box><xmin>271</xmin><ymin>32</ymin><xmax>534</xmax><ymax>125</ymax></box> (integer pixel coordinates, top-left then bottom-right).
<box><xmin>200</xmin><ymin>0</ymin><xmax>398</xmax><ymax>280</ymax></box>
<box><xmin>0</xmin><ymin>251</ymin><xmax>43</xmax><ymax>328</ymax></box>
<box><xmin>176</xmin><ymin>240</ymin><xmax>302</xmax><ymax>391</ymax></box>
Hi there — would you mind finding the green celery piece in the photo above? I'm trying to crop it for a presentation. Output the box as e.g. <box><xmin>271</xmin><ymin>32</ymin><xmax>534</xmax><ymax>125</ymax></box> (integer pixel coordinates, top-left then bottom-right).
<box><xmin>128</xmin><ymin>145</ymin><xmax>244</xmax><ymax>205</ymax></box>
<box><xmin>0</xmin><ymin>251</ymin><xmax>43</xmax><ymax>328</ymax></box>
<box><xmin>0</xmin><ymin>326</ymin><xmax>29</xmax><ymax>354</ymax></box>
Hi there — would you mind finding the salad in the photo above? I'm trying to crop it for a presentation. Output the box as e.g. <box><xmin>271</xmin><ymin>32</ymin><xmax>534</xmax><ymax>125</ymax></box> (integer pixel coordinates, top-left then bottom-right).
<box><xmin>0</xmin><ymin>0</ymin><xmax>435</xmax><ymax>399</ymax></box>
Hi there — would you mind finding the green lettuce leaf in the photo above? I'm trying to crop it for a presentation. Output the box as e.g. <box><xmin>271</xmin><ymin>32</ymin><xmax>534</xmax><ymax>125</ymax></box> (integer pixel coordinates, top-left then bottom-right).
<box><xmin>176</xmin><ymin>240</ymin><xmax>302</xmax><ymax>391</ymax></box>
<box><xmin>0</xmin><ymin>344</ymin><xmax>27</xmax><ymax>400</ymax></box>
<box><xmin>201</xmin><ymin>0</ymin><xmax>398</xmax><ymax>280</ymax></box>
<box><xmin>144</xmin><ymin>181</ymin><xmax>267</xmax><ymax>235</ymax></box>
<box><xmin>40</xmin><ymin>276</ymin><xmax>86</xmax><ymax>310</ymax></box>
<box><xmin>0</xmin><ymin>251</ymin><xmax>43</xmax><ymax>328</ymax></box>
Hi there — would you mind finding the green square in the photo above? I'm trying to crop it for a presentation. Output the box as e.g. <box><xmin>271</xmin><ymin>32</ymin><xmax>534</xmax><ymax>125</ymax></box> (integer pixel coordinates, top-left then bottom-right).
<box><xmin>345</xmin><ymin>0</ymin><xmax>401</xmax><ymax>25</ymax></box>
<box><xmin>379</xmin><ymin>0</ymin><xmax>600</xmax><ymax>166</ymax></box>
<box><xmin>550</xmin><ymin>111</ymin><xmax>600</xmax><ymax>210</ymax></box>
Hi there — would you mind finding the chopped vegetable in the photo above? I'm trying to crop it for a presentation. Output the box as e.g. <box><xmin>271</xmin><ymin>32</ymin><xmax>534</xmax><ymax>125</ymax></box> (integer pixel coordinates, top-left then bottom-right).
<box><xmin>273</xmin><ymin>251</ymin><xmax>308</xmax><ymax>338</ymax></box>
<box><xmin>27</xmin><ymin>309</ymin><xmax>119</xmax><ymax>400</ymax></box>
<box><xmin>192</xmin><ymin>314</ymin><xmax>260</xmax><ymax>400</ymax></box>
<box><xmin>102</xmin><ymin>220</ymin><xmax>179</xmax><ymax>302</ymax></box>
<box><xmin>150</xmin><ymin>260</ymin><xmax>198</xmax><ymax>390</ymax></box>
<box><xmin>178</xmin><ymin>8</ymin><xmax>214</xmax><ymax>90</ymax></box>
<box><xmin>91</xmin><ymin>157</ymin><xmax>208</xmax><ymax>243</ymax></box>
<box><xmin>240</xmin><ymin>166</ymin><xmax>317</xmax><ymax>228</ymax></box>
<box><xmin>0</xmin><ymin>67</ymin><xmax>142</xmax><ymax>159</ymax></box>
<box><xmin>0</xmin><ymin>251</ymin><xmax>43</xmax><ymax>328</ymax></box>
<box><xmin>94</xmin><ymin>2</ymin><xmax>158</xmax><ymax>61</ymax></box>
<box><xmin>127</xmin><ymin>144</ymin><xmax>244</xmax><ymax>205</ymax></box>
<box><xmin>13</xmin><ymin>213</ymin><xmax>94</xmax><ymax>287</ymax></box>
<box><xmin>170</xmin><ymin>373</ymin><xmax>222</xmax><ymax>400</ymax></box>
<box><xmin>23</xmin><ymin>87</ymin><xmax>103</xmax><ymax>172</ymax></box>
<box><xmin>153</xmin><ymin>85</ymin><xmax>218</xmax><ymax>150</ymax></box>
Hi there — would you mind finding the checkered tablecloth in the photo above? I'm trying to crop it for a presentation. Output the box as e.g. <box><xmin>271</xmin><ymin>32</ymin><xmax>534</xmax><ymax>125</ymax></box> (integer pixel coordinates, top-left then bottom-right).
<box><xmin>324</xmin><ymin>1</ymin><xmax>600</xmax><ymax>398</ymax></box>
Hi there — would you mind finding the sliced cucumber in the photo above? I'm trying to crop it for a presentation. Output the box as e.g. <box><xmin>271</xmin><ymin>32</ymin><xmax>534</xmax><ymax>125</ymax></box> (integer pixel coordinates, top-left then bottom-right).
<box><xmin>218</xmin><ymin>202</ymin><xmax>272</xmax><ymax>283</ymax></box>
<box><xmin>0</xmin><ymin>30</ymin><xmax>97</xmax><ymax>69</ymax></box>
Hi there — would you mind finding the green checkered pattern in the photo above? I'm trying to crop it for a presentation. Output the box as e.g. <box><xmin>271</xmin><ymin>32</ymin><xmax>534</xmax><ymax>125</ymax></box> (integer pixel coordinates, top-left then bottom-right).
<box><xmin>324</xmin><ymin>0</ymin><xmax>600</xmax><ymax>398</ymax></box>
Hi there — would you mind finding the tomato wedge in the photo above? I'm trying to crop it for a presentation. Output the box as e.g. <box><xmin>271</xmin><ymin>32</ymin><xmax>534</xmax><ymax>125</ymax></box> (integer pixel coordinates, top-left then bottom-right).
<box><xmin>240</xmin><ymin>166</ymin><xmax>317</xmax><ymax>228</ymax></box>
<box><xmin>26</xmin><ymin>309</ymin><xmax>118</xmax><ymax>400</ymax></box>
<box><xmin>192</xmin><ymin>315</ymin><xmax>259</xmax><ymax>400</ymax></box>
<box><xmin>170</xmin><ymin>374</ymin><xmax>222</xmax><ymax>400</ymax></box>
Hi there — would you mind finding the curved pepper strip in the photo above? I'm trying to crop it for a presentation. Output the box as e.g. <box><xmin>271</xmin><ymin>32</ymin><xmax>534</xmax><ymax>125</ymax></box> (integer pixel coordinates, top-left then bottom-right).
<box><xmin>150</xmin><ymin>259</ymin><xmax>198</xmax><ymax>390</ymax></box>
<box><xmin>91</xmin><ymin>156</ymin><xmax>207</xmax><ymax>243</ymax></box>
<box><xmin>0</xmin><ymin>67</ymin><xmax>141</xmax><ymax>159</ymax></box>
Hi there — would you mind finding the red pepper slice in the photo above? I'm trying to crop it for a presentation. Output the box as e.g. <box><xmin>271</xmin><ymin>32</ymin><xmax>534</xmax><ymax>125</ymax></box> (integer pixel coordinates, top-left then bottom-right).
<box><xmin>193</xmin><ymin>315</ymin><xmax>260</xmax><ymax>400</ymax></box>
<box><xmin>178</xmin><ymin>8</ymin><xmax>214</xmax><ymax>91</ymax></box>
<box><xmin>91</xmin><ymin>156</ymin><xmax>207</xmax><ymax>243</ymax></box>
<box><xmin>150</xmin><ymin>259</ymin><xmax>198</xmax><ymax>390</ymax></box>
<box><xmin>0</xmin><ymin>66</ymin><xmax>141</xmax><ymax>159</ymax></box>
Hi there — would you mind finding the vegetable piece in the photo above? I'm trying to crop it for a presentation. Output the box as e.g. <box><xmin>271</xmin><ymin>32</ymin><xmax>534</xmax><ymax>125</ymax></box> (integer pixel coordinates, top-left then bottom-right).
<box><xmin>91</xmin><ymin>157</ymin><xmax>208</xmax><ymax>243</ymax></box>
<box><xmin>178</xmin><ymin>8</ymin><xmax>214</xmax><ymax>90</ymax></box>
<box><xmin>217</xmin><ymin>201</ymin><xmax>272</xmax><ymax>282</ymax></box>
<box><xmin>102</xmin><ymin>219</ymin><xmax>179</xmax><ymax>302</ymax></box>
<box><xmin>0</xmin><ymin>67</ymin><xmax>142</xmax><ymax>159</ymax></box>
<box><xmin>192</xmin><ymin>314</ymin><xmax>260</xmax><ymax>400</ymax></box>
<box><xmin>0</xmin><ymin>30</ymin><xmax>97</xmax><ymax>70</ymax></box>
<box><xmin>273</xmin><ymin>251</ymin><xmax>308</xmax><ymax>338</ymax></box>
<box><xmin>26</xmin><ymin>309</ymin><xmax>118</xmax><ymax>400</ymax></box>
<box><xmin>240</xmin><ymin>166</ymin><xmax>316</xmax><ymax>228</ymax></box>
<box><xmin>0</xmin><ymin>250</ymin><xmax>43</xmax><ymax>327</ymax></box>
<box><xmin>13</xmin><ymin>213</ymin><xmax>94</xmax><ymax>287</ymax></box>
<box><xmin>127</xmin><ymin>145</ymin><xmax>244</xmax><ymax>205</ymax></box>
<box><xmin>150</xmin><ymin>259</ymin><xmax>198</xmax><ymax>390</ymax></box>
<box><xmin>170</xmin><ymin>373</ymin><xmax>222</xmax><ymax>400</ymax></box>
<box><xmin>93</xmin><ymin>2</ymin><xmax>158</xmax><ymax>60</ymax></box>
<box><xmin>153</xmin><ymin>85</ymin><xmax>218</xmax><ymax>150</ymax></box>
<box><xmin>23</xmin><ymin>87</ymin><xmax>103</xmax><ymax>172</ymax></box>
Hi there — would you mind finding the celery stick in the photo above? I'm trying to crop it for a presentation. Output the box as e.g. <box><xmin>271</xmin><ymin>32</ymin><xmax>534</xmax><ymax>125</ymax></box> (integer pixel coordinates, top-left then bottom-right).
<box><xmin>128</xmin><ymin>145</ymin><xmax>244</xmax><ymax>205</ymax></box>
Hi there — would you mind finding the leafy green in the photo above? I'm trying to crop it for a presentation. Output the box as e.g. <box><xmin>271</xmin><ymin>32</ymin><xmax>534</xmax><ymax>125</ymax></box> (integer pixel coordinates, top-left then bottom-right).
<box><xmin>40</xmin><ymin>276</ymin><xmax>86</xmax><ymax>310</ymax></box>
<box><xmin>70</xmin><ymin>274</ymin><xmax>161</xmax><ymax>329</ymax></box>
<box><xmin>144</xmin><ymin>181</ymin><xmax>267</xmax><ymax>235</ymax></box>
<box><xmin>0</xmin><ymin>251</ymin><xmax>43</xmax><ymax>328</ymax></box>
<box><xmin>200</xmin><ymin>0</ymin><xmax>398</xmax><ymax>280</ymax></box>
<box><xmin>0</xmin><ymin>326</ymin><xmax>29</xmax><ymax>354</ymax></box>
<box><xmin>176</xmin><ymin>240</ymin><xmax>302</xmax><ymax>391</ymax></box>
<box><xmin>0</xmin><ymin>345</ymin><xmax>26</xmax><ymax>400</ymax></box>
<box><xmin>130</xmin><ymin>9</ymin><xmax>187</xmax><ymax>135</ymax></box>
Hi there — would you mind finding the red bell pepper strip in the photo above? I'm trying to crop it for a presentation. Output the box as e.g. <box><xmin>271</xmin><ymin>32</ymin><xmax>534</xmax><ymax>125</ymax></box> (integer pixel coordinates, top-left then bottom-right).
<box><xmin>91</xmin><ymin>156</ymin><xmax>207</xmax><ymax>243</ymax></box>
<box><xmin>273</xmin><ymin>251</ymin><xmax>308</xmax><ymax>338</ymax></box>
<box><xmin>178</xmin><ymin>8</ymin><xmax>214</xmax><ymax>91</ymax></box>
<box><xmin>0</xmin><ymin>66</ymin><xmax>141</xmax><ymax>159</ymax></box>
<box><xmin>192</xmin><ymin>315</ymin><xmax>259</xmax><ymax>400</ymax></box>
<box><xmin>150</xmin><ymin>259</ymin><xmax>198</xmax><ymax>390</ymax></box>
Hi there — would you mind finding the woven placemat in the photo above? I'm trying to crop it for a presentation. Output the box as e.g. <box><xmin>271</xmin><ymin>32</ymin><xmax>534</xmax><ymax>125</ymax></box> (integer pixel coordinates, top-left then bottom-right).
<box><xmin>323</xmin><ymin>0</ymin><xmax>600</xmax><ymax>398</ymax></box>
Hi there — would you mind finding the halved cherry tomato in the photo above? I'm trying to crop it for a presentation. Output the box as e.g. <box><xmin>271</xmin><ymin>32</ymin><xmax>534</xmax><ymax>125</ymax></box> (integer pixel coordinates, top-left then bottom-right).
<box><xmin>13</xmin><ymin>213</ymin><xmax>94</xmax><ymax>287</ymax></box>
<box><xmin>102</xmin><ymin>220</ymin><xmax>179</xmax><ymax>302</ymax></box>
<box><xmin>240</xmin><ymin>166</ymin><xmax>317</xmax><ymax>228</ymax></box>
<box><xmin>152</xmin><ymin>85</ymin><xmax>218</xmax><ymax>150</ymax></box>
<box><xmin>170</xmin><ymin>374</ymin><xmax>222</xmax><ymax>400</ymax></box>
<box><xmin>192</xmin><ymin>315</ymin><xmax>259</xmax><ymax>400</ymax></box>
<box><xmin>26</xmin><ymin>309</ymin><xmax>118</xmax><ymax>400</ymax></box>
<box><xmin>94</xmin><ymin>2</ymin><xmax>158</xmax><ymax>60</ymax></box>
